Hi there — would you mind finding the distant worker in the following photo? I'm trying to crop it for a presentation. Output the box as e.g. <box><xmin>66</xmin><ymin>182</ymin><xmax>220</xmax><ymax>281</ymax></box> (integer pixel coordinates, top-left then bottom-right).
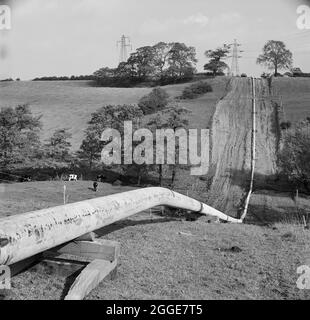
<box><xmin>93</xmin><ymin>181</ymin><xmax>98</xmax><ymax>192</ymax></box>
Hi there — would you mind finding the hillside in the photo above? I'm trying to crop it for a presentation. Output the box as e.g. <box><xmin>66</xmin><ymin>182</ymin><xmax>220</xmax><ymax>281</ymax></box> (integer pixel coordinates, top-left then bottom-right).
<box><xmin>273</xmin><ymin>77</ymin><xmax>310</xmax><ymax>124</ymax></box>
<box><xmin>1</xmin><ymin>181</ymin><xmax>309</xmax><ymax>300</ymax></box>
<box><xmin>0</xmin><ymin>78</ymin><xmax>229</xmax><ymax>150</ymax></box>
<box><xmin>1</xmin><ymin>77</ymin><xmax>310</xmax><ymax>300</ymax></box>
<box><xmin>208</xmin><ymin>78</ymin><xmax>277</xmax><ymax>218</ymax></box>
<box><xmin>0</xmin><ymin>81</ymin><xmax>149</xmax><ymax>150</ymax></box>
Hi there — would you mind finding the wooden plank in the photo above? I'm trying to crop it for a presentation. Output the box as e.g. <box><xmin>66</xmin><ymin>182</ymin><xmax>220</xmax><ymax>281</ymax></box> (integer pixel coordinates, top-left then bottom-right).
<box><xmin>64</xmin><ymin>259</ymin><xmax>118</xmax><ymax>300</ymax></box>
<box><xmin>49</xmin><ymin>239</ymin><xmax>120</xmax><ymax>262</ymax></box>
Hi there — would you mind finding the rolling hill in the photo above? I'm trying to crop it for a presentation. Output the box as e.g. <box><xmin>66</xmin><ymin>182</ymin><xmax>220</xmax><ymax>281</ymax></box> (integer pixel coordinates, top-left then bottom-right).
<box><xmin>0</xmin><ymin>78</ymin><xmax>229</xmax><ymax>150</ymax></box>
<box><xmin>1</xmin><ymin>77</ymin><xmax>310</xmax><ymax>300</ymax></box>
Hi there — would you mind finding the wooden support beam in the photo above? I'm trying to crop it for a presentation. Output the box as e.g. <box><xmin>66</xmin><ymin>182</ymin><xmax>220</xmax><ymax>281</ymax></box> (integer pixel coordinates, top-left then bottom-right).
<box><xmin>40</xmin><ymin>238</ymin><xmax>120</xmax><ymax>299</ymax></box>
<box><xmin>48</xmin><ymin>239</ymin><xmax>120</xmax><ymax>263</ymax></box>
<box><xmin>3</xmin><ymin>237</ymin><xmax>120</xmax><ymax>301</ymax></box>
<box><xmin>64</xmin><ymin>259</ymin><xmax>118</xmax><ymax>300</ymax></box>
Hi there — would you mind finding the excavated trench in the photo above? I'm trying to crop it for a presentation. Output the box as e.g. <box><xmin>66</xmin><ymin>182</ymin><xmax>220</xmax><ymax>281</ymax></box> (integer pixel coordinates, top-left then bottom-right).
<box><xmin>207</xmin><ymin>77</ymin><xmax>277</xmax><ymax>218</ymax></box>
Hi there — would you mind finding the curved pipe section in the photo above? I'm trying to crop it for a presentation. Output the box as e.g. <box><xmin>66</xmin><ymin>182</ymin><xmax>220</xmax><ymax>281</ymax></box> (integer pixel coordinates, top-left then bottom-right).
<box><xmin>0</xmin><ymin>187</ymin><xmax>242</xmax><ymax>265</ymax></box>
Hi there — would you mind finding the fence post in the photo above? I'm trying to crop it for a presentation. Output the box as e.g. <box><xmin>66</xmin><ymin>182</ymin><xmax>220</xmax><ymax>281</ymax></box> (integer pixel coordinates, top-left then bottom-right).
<box><xmin>64</xmin><ymin>185</ymin><xmax>66</xmax><ymax>205</ymax></box>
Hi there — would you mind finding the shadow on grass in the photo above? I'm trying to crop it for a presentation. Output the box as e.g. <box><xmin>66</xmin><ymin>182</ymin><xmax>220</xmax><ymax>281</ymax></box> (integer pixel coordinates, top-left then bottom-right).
<box><xmin>228</xmin><ymin>168</ymin><xmax>306</xmax><ymax>194</ymax></box>
<box><xmin>245</xmin><ymin>203</ymin><xmax>310</xmax><ymax>226</ymax></box>
<box><xmin>95</xmin><ymin>216</ymin><xmax>180</xmax><ymax>237</ymax></box>
<box><xmin>209</xmin><ymin>167</ymin><xmax>310</xmax><ymax>225</ymax></box>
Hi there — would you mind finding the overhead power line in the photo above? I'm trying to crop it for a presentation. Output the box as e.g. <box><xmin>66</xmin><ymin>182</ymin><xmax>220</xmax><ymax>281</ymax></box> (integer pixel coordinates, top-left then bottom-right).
<box><xmin>117</xmin><ymin>35</ymin><xmax>132</xmax><ymax>64</ymax></box>
<box><xmin>228</xmin><ymin>39</ymin><xmax>243</xmax><ymax>76</ymax></box>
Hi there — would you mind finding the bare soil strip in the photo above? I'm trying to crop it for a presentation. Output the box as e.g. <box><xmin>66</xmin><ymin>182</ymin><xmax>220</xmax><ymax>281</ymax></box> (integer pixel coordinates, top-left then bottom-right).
<box><xmin>208</xmin><ymin>78</ymin><xmax>277</xmax><ymax>218</ymax></box>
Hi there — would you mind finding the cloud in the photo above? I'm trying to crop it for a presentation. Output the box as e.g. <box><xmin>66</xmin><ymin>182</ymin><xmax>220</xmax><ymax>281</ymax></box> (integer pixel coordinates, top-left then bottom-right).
<box><xmin>140</xmin><ymin>11</ymin><xmax>242</xmax><ymax>36</ymax></box>
<box><xmin>216</xmin><ymin>12</ymin><xmax>241</xmax><ymax>24</ymax></box>
<box><xmin>183</xmin><ymin>13</ymin><xmax>209</xmax><ymax>27</ymax></box>
<box><xmin>140</xmin><ymin>13</ymin><xmax>209</xmax><ymax>35</ymax></box>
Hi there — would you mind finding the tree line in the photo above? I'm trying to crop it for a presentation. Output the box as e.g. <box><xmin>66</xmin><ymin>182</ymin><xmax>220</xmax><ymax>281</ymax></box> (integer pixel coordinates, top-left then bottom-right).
<box><xmin>25</xmin><ymin>40</ymin><xmax>302</xmax><ymax>86</ymax></box>
<box><xmin>93</xmin><ymin>39</ymin><xmax>301</xmax><ymax>87</ymax></box>
<box><xmin>33</xmin><ymin>75</ymin><xmax>94</xmax><ymax>81</ymax></box>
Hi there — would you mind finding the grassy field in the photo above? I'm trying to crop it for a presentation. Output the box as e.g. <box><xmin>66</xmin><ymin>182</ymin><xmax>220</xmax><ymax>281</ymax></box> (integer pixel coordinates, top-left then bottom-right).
<box><xmin>1</xmin><ymin>77</ymin><xmax>310</xmax><ymax>300</ymax></box>
<box><xmin>0</xmin><ymin>81</ymin><xmax>150</xmax><ymax>150</ymax></box>
<box><xmin>0</xmin><ymin>78</ymin><xmax>229</xmax><ymax>150</ymax></box>
<box><xmin>273</xmin><ymin>78</ymin><xmax>310</xmax><ymax>124</ymax></box>
<box><xmin>1</xmin><ymin>181</ymin><xmax>309</xmax><ymax>300</ymax></box>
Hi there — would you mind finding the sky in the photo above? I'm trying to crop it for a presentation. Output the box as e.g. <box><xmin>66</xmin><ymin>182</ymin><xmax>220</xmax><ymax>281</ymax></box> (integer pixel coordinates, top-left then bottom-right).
<box><xmin>0</xmin><ymin>0</ymin><xmax>310</xmax><ymax>80</ymax></box>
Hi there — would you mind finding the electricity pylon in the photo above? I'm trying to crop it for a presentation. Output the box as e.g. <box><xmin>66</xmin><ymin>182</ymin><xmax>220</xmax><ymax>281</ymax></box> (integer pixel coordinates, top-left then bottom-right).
<box><xmin>228</xmin><ymin>39</ymin><xmax>243</xmax><ymax>76</ymax></box>
<box><xmin>117</xmin><ymin>35</ymin><xmax>132</xmax><ymax>63</ymax></box>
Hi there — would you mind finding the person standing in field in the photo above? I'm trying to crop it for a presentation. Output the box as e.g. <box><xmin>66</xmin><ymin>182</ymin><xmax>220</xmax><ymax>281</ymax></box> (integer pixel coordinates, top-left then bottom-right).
<box><xmin>93</xmin><ymin>181</ymin><xmax>98</xmax><ymax>192</ymax></box>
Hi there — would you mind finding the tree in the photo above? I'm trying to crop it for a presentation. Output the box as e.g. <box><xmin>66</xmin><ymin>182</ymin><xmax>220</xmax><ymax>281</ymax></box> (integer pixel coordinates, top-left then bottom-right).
<box><xmin>122</xmin><ymin>139</ymin><xmax>149</xmax><ymax>186</ymax></box>
<box><xmin>257</xmin><ymin>40</ymin><xmax>293</xmax><ymax>76</ymax></box>
<box><xmin>77</xmin><ymin>126</ymin><xmax>102</xmax><ymax>170</ymax></box>
<box><xmin>153</xmin><ymin>42</ymin><xmax>172</xmax><ymax>81</ymax></box>
<box><xmin>278</xmin><ymin>119</ymin><xmax>310</xmax><ymax>193</ymax></box>
<box><xmin>93</xmin><ymin>42</ymin><xmax>198</xmax><ymax>87</ymax></box>
<box><xmin>93</xmin><ymin>67</ymin><xmax>118</xmax><ymax>86</ymax></box>
<box><xmin>44</xmin><ymin>129</ymin><xmax>72</xmax><ymax>170</ymax></box>
<box><xmin>126</xmin><ymin>46</ymin><xmax>156</xmax><ymax>81</ymax></box>
<box><xmin>0</xmin><ymin>104</ymin><xmax>42</xmax><ymax>171</ymax></box>
<box><xmin>138</xmin><ymin>87</ymin><xmax>169</xmax><ymax>115</ymax></box>
<box><xmin>115</xmin><ymin>62</ymin><xmax>135</xmax><ymax>85</ymax></box>
<box><xmin>78</xmin><ymin>105</ymin><xmax>143</xmax><ymax>170</ymax></box>
<box><xmin>166</xmin><ymin>43</ymin><xmax>197</xmax><ymax>81</ymax></box>
<box><xmin>148</xmin><ymin>104</ymin><xmax>190</xmax><ymax>187</ymax></box>
<box><xmin>133</xmin><ymin>42</ymin><xmax>197</xmax><ymax>83</ymax></box>
<box><xmin>204</xmin><ymin>45</ymin><xmax>230</xmax><ymax>76</ymax></box>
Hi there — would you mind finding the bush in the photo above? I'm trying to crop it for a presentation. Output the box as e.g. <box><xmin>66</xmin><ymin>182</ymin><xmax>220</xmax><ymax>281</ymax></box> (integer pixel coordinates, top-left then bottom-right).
<box><xmin>278</xmin><ymin>120</ymin><xmax>310</xmax><ymax>193</ymax></box>
<box><xmin>179</xmin><ymin>81</ymin><xmax>213</xmax><ymax>100</ymax></box>
<box><xmin>180</xmin><ymin>87</ymin><xmax>196</xmax><ymax>99</ymax></box>
<box><xmin>138</xmin><ymin>87</ymin><xmax>169</xmax><ymax>115</ymax></box>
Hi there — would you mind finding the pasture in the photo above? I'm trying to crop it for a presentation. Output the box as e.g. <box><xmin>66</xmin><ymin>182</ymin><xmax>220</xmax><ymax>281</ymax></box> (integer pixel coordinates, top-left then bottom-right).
<box><xmin>273</xmin><ymin>77</ymin><xmax>310</xmax><ymax>124</ymax></box>
<box><xmin>1</xmin><ymin>181</ymin><xmax>309</xmax><ymax>300</ymax></box>
<box><xmin>1</xmin><ymin>77</ymin><xmax>310</xmax><ymax>300</ymax></box>
<box><xmin>0</xmin><ymin>78</ymin><xmax>229</xmax><ymax>150</ymax></box>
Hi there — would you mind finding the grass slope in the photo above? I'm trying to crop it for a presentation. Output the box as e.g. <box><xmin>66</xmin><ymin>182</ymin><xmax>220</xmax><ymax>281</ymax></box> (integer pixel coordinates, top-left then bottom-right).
<box><xmin>0</xmin><ymin>78</ymin><xmax>229</xmax><ymax>150</ymax></box>
<box><xmin>0</xmin><ymin>81</ymin><xmax>150</xmax><ymax>150</ymax></box>
<box><xmin>1</xmin><ymin>181</ymin><xmax>309</xmax><ymax>300</ymax></box>
<box><xmin>273</xmin><ymin>78</ymin><xmax>310</xmax><ymax>124</ymax></box>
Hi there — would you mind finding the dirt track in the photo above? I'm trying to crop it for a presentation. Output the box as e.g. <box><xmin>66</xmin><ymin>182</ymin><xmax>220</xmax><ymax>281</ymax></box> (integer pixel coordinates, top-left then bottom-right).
<box><xmin>208</xmin><ymin>77</ymin><xmax>277</xmax><ymax>218</ymax></box>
